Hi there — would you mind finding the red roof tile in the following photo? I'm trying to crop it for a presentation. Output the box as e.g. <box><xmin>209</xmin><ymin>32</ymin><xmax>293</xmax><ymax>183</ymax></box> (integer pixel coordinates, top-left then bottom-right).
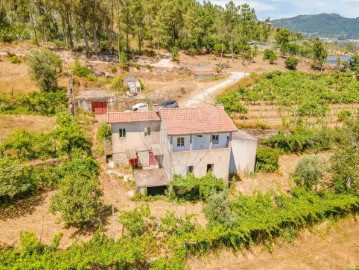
<box><xmin>107</xmin><ymin>111</ymin><xmax>161</xmax><ymax>123</ymax></box>
<box><xmin>160</xmin><ymin>107</ymin><xmax>237</xmax><ymax>135</ymax></box>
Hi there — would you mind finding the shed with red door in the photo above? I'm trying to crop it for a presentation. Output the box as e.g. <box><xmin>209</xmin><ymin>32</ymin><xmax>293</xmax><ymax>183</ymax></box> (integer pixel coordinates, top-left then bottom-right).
<box><xmin>75</xmin><ymin>90</ymin><xmax>115</xmax><ymax>115</ymax></box>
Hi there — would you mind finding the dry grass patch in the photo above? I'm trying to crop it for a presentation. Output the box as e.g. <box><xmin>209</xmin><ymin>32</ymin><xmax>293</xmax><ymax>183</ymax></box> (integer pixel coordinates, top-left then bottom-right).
<box><xmin>0</xmin><ymin>61</ymin><xmax>40</xmax><ymax>94</ymax></box>
<box><xmin>0</xmin><ymin>114</ymin><xmax>55</xmax><ymax>140</ymax></box>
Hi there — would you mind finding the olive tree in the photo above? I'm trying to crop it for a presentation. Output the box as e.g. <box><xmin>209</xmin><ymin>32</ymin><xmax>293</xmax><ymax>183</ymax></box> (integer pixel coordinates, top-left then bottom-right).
<box><xmin>28</xmin><ymin>49</ymin><xmax>62</xmax><ymax>92</ymax></box>
<box><xmin>293</xmin><ymin>155</ymin><xmax>327</xmax><ymax>190</ymax></box>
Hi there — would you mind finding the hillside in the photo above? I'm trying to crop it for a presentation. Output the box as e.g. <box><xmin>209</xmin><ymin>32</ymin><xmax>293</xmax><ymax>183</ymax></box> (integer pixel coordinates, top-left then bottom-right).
<box><xmin>272</xmin><ymin>13</ymin><xmax>359</xmax><ymax>40</ymax></box>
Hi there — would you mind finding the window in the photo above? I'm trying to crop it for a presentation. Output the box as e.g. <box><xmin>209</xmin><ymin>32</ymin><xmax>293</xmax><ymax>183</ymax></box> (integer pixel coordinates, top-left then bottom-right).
<box><xmin>144</xmin><ymin>127</ymin><xmax>151</xmax><ymax>136</ymax></box>
<box><xmin>187</xmin><ymin>166</ymin><xmax>194</xmax><ymax>174</ymax></box>
<box><xmin>207</xmin><ymin>164</ymin><xmax>214</xmax><ymax>172</ymax></box>
<box><xmin>177</xmin><ymin>137</ymin><xmax>185</xmax><ymax>147</ymax></box>
<box><xmin>119</xmin><ymin>129</ymin><xmax>126</xmax><ymax>138</ymax></box>
<box><xmin>212</xmin><ymin>135</ymin><xmax>219</xmax><ymax>144</ymax></box>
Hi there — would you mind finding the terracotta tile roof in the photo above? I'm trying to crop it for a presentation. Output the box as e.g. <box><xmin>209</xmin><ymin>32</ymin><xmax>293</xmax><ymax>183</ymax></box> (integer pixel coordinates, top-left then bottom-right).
<box><xmin>160</xmin><ymin>106</ymin><xmax>238</xmax><ymax>136</ymax></box>
<box><xmin>107</xmin><ymin>111</ymin><xmax>161</xmax><ymax>123</ymax></box>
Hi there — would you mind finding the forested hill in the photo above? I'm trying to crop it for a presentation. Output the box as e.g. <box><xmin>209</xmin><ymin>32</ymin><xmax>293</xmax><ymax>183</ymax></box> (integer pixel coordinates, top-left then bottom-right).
<box><xmin>0</xmin><ymin>1</ymin><xmax>271</xmax><ymax>55</ymax></box>
<box><xmin>272</xmin><ymin>13</ymin><xmax>359</xmax><ymax>39</ymax></box>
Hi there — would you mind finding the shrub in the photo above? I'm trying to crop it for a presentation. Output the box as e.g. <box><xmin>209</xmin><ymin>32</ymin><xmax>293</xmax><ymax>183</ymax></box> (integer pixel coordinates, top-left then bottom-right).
<box><xmin>263</xmin><ymin>49</ymin><xmax>278</xmax><ymax>64</ymax></box>
<box><xmin>111</xmin><ymin>75</ymin><xmax>125</xmax><ymax>92</ymax></box>
<box><xmin>264</xmin><ymin>127</ymin><xmax>335</xmax><ymax>153</ymax></box>
<box><xmin>27</xmin><ymin>49</ymin><xmax>62</xmax><ymax>92</ymax></box>
<box><xmin>119</xmin><ymin>51</ymin><xmax>129</xmax><ymax>71</ymax></box>
<box><xmin>73</xmin><ymin>59</ymin><xmax>92</xmax><ymax>77</ymax></box>
<box><xmin>285</xmin><ymin>56</ymin><xmax>298</xmax><ymax>70</ymax></box>
<box><xmin>171</xmin><ymin>46</ymin><xmax>180</xmax><ymax>62</ymax></box>
<box><xmin>97</xmin><ymin>123</ymin><xmax>112</xmax><ymax>144</ymax></box>
<box><xmin>170</xmin><ymin>173</ymin><xmax>225</xmax><ymax>201</ymax></box>
<box><xmin>50</xmin><ymin>175</ymin><xmax>103</xmax><ymax>227</ymax></box>
<box><xmin>292</xmin><ymin>155</ymin><xmax>327</xmax><ymax>189</ymax></box>
<box><xmin>337</xmin><ymin>110</ymin><xmax>352</xmax><ymax>122</ymax></box>
<box><xmin>203</xmin><ymin>191</ymin><xmax>236</xmax><ymax>228</ymax></box>
<box><xmin>8</xmin><ymin>55</ymin><xmax>21</xmax><ymax>64</ymax></box>
<box><xmin>213</xmin><ymin>43</ymin><xmax>223</xmax><ymax>55</ymax></box>
<box><xmin>216</xmin><ymin>91</ymin><xmax>248</xmax><ymax>115</ymax></box>
<box><xmin>118</xmin><ymin>205</ymin><xmax>151</xmax><ymax>237</ymax></box>
<box><xmin>255</xmin><ymin>147</ymin><xmax>279</xmax><ymax>173</ymax></box>
<box><xmin>0</xmin><ymin>91</ymin><xmax>66</xmax><ymax>116</ymax></box>
<box><xmin>0</xmin><ymin>158</ymin><xmax>35</xmax><ymax>203</ymax></box>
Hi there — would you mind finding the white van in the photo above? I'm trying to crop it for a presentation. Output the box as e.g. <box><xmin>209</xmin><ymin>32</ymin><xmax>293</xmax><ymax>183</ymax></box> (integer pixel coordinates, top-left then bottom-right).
<box><xmin>132</xmin><ymin>102</ymin><xmax>149</xmax><ymax>112</ymax></box>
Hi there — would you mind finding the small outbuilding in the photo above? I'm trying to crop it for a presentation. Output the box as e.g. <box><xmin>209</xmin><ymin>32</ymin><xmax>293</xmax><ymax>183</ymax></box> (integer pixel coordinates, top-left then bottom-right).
<box><xmin>191</xmin><ymin>66</ymin><xmax>218</xmax><ymax>78</ymax></box>
<box><xmin>123</xmin><ymin>75</ymin><xmax>142</xmax><ymax>94</ymax></box>
<box><xmin>134</xmin><ymin>168</ymin><xmax>169</xmax><ymax>195</ymax></box>
<box><xmin>230</xmin><ymin>131</ymin><xmax>258</xmax><ymax>174</ymax></box>
<box><xmin>75</xmin><ymin>90</ymin><xmax>115</xmax><ymax>115</ymax></box>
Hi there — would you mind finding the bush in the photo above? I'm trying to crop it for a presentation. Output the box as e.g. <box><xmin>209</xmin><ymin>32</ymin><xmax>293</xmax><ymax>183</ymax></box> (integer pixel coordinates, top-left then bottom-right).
<box><xmin>203</xmin><ymin>191</ymin><xmax>236</xmax><ymax>228</ymax></box>
<box><xmin>119</xmin><ymin>51</ymin><xmax>129</xmax><ymax>71</ymax></box>
<box><xmin>118</xmin><ymin>205</ymin><xmax>151</xmax><ymax>237</ymax></box>
<box><xmin>285</xmin><ymin>56</ymin><xmax>298</xmax><ymax>70</ymax></box>
<box><xmin>170</xmin><ymin>173</ymin><xmax>225</xmax><ymax>201</ymax></box>
<box><xmin>97</xmin><ymin>123</ymin><xmax>112</xmax><ymax>141</ymax></box>
<box><xmin>264</xmin><ymin>127</ymin><xmax>335</xmax><ymax>153</ymax></box>
<box><xmin>0</xmin><ymin>91</ymin><xmax>66</xmax><ymax>116</ymax></box>
<box><xmin>216</xmin><ymin>91</ymin><xmax>248</xmax><ymax>115</ymax></box>
<box><xmin>50</xmin><ymin>175</ymin><xmax>102</xmax><ymax>227</ymax></box>
<box><xmin>73</xmin><ymin>59</ymin><xmax>92</xmax><ymax>77</ymax></box>
<box><xmin>337</xmin><ymin>110</ymin><xmax>352</xmax><ymax>122</ymax></box>
<box><xmin>111</xmin><ymin>75</ymin><xmax>126</xmax><ymax>92</ymax></box>
<box><xmin>171</xmin><ymin>47</ymin><xmax>180</xmax><ymax>62</ymax></box>
<box><xmin>213</xmin><ymin>43</ymin><xmax>223</xmax><ymax>55</ymax></box>
<box><xmin>263</xmin><ymin>49</ymin><xmax>278</xmax><ymax>64</ymax></box>
<box><xmin>28</xmin><ymin>49</ymin><xmax>62</xmax><ymax>92</ymax></box>
<box><xmin>0</xmin><ymin>158</ymin><xmax>35</xmax><ymax>203</ymax></box>
<box><xmin>8</xmin><ymin>55</ymin><xmax>21</xmax><ymax>64</ymax></box>
<box><xmin>255</xmin><ymin>147</ymin><xmax>279</xmax><ymax>173</ymax></box>
<box><xmin>292</xmin><ymin>155</ymin><xmax>327</xmax><ymax>189</ymax></box>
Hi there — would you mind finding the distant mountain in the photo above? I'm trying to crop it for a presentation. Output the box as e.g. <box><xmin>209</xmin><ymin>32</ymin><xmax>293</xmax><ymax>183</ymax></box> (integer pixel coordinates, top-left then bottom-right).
<box><xmin>272</xmin><ymin>13</ymin><xmax>359</xmax><ymax>40</ymax></box>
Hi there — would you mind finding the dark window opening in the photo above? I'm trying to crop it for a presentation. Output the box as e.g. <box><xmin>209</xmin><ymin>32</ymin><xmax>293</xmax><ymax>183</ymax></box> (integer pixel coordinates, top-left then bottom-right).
<box><xmin>119</xmin><ymin>129</ymin><xmax>126</xmax><ymax>138</ymax></box>
<box><xmin>144</xmin><ymin>127</ymin><xmax>151</xmax><ymax>136</ymax></box>
<box><xmin>212</xmin><ymin>135</ymin><xmax>219</xmax><ymax>144</ymax></box>
<box><xmin>147</xmin><ymin>186</ymin><xmax>167</xmax><ymax>196</ymax></box>
<box><xmin>187</xmin><ymin>166</ymin><xmax>194</xmax><ymax>174</ymax></box>
<box><xmin>207</xmin><ymin>164</ymin><xmax>214</xmax><ymax>172</ymax></box>
<box><xmin>177</xmin><ymin>137</ymin><xmax>185</xmax><ymax>147</ymax></box>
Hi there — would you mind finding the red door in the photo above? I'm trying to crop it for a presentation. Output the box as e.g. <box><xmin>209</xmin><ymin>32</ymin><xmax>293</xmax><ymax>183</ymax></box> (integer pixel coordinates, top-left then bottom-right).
<box><xmin>92</xmin><ymin>102</ymin><xmax>107</xmax><ymax>115</ymax></box>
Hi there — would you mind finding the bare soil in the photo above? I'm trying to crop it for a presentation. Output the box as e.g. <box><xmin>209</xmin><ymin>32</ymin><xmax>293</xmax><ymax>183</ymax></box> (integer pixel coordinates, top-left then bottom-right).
<box><xmin>178</xmin><ymin>51</ymin><xmax>316</xmax><ymax>74</ymax></box>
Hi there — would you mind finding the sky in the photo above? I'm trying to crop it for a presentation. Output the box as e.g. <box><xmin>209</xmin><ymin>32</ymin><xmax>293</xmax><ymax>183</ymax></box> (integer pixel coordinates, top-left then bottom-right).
<box><xmin>209</xmin><ymin>0</ymin><xmax>359</xmax><ymax>20</ymax></box>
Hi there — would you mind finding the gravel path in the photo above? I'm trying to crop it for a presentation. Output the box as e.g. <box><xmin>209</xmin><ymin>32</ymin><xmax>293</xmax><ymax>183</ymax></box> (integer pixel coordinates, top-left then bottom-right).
<box><xmin>184</xmin><ymin>72</ymin><xmax>249</xmax><ymax>107</ymax></box>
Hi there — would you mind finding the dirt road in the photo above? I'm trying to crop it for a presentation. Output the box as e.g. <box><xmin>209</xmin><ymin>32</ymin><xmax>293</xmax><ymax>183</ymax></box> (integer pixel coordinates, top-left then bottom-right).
<box><xmin>183</xmin><ymin>72</ymin><xmax>249</xmax><ymax>107</ymax></box>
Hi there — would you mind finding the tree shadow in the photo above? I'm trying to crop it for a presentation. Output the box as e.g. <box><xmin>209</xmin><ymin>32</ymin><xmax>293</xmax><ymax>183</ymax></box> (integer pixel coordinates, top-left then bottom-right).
<box><xmin>0</xmin><ymin>193</ymin><xmax>47</xmax><ymax>221</ymax></box>
<box><xmin>70</xmin><ymin>205</ymin><xmax>116</xmax><ymax>237</ymax></box>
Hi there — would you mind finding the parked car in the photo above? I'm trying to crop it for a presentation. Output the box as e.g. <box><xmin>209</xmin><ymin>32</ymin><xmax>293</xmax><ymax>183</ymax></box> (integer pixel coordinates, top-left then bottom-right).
<box><xmin>132</xmin><ymin>102</ymin><xmax>149</xmax><ymax>112</ymax></box>
<box><xmin>159</xmin><ymin>100</ymin><xmax>179</xmax><ymax>108</ymax></box>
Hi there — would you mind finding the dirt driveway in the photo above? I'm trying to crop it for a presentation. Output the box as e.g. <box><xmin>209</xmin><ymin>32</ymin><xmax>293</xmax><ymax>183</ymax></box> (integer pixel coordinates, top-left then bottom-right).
<box><xmin>182</xmin><ymin>72</ymin><xmax>248</xmax><ymax>107</ymax></box>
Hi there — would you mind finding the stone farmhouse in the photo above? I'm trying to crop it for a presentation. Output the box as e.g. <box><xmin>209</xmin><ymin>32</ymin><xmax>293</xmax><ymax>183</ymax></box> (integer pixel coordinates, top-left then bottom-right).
<box><xmin>107</xmin><ymin>106</ymin><xmax>257</xmax><ymax>194</ymax></box>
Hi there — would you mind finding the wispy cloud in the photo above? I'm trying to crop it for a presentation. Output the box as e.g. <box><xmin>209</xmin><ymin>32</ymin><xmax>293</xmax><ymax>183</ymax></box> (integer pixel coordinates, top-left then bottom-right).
<box><xmin>206</xmin><ymin>0</ymin><xmax>359</xmax><ymax>19</ymax></box>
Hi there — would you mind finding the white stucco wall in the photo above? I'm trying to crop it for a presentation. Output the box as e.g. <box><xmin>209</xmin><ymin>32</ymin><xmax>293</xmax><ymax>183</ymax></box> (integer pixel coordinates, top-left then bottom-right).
<box><xmin>160</xmin><ymin>123</ymin><xmax>232</xmax><ymax>182</ymax></box>
<box><xmin>230</xmin><ymin>138</ymin><xmax>257</xmax><ymax>174</ymax></box>
<box><xmin>111</xmin><ymin>121</ymin><xmax>160</xmax><ymax>165</ymax></box>
<box><xmin>169</xmin><ymin>148</ymin><xmax>231</xmax><ymax>182</ymax></box>
<box><xmin>172</xmin><ymin>135</ymin><xmax>191</xmax><ymax>152</ymax></box>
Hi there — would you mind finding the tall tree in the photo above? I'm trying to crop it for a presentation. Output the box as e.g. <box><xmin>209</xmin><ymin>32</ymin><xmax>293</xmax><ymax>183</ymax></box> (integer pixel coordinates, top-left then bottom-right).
<box><xmin>312</xmin><ymin>39</ymin><xmax>328</xmax><ymax>71</ymax></box>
